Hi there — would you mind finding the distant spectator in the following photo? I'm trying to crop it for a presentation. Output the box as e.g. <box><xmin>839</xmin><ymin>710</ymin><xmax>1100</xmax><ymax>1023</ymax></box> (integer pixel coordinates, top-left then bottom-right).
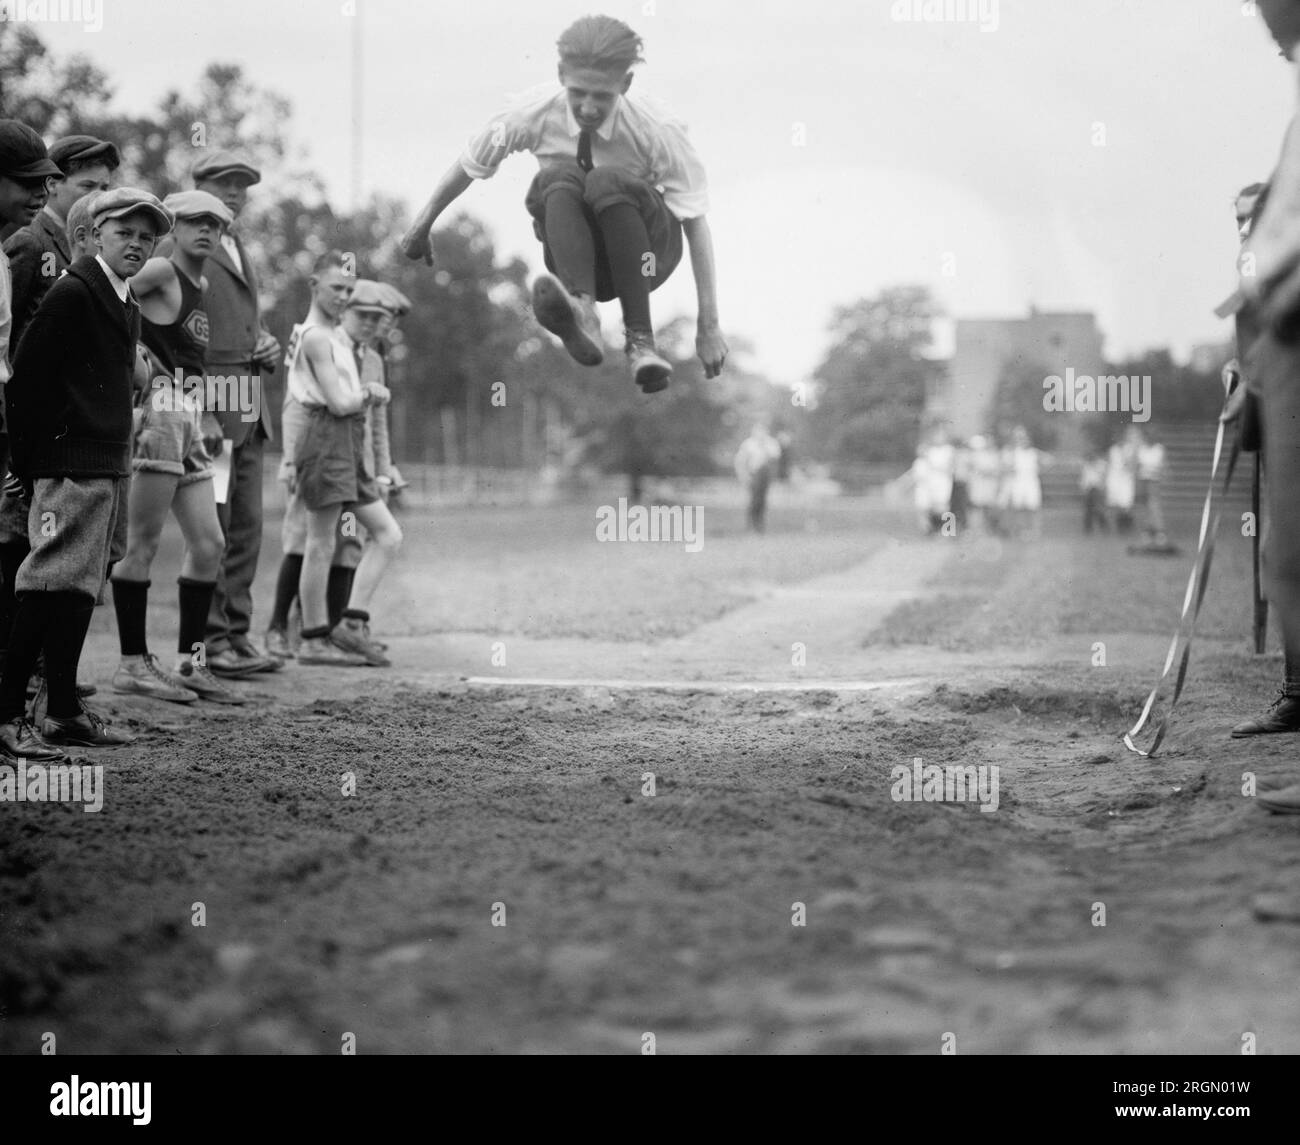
<box><xmin>967</xmin><ymin>435</ymin><xmax>1002</xmax><ymax>535</ymax></box>
<box><xmin>1079</xmin><ymin>450</ymin><xmax>1108</xmax><ymax>534</ymax></box>
<box><xmin>1001</xmin><ymin>425</ymin><xmax>1043</xmax><ymax>539</ymax></box>
<box><xmin>1132</xmin><ymin>427</ymin><xmax>1168</xmax><ymax>545</ymax></box>
<box><xmin>734</xmin><ymin>421</ymin><xmax>781</xmax><ymax>532</ymax></box>
<box><xmin>1106</xmin><ymin>434</ymin><xmax>1138</xmax><ymax>534</ymax></box>
<box><xmin>909</xmin><ymin>427</ymin><xmax>954</xmax><ymax>536</ymax></box>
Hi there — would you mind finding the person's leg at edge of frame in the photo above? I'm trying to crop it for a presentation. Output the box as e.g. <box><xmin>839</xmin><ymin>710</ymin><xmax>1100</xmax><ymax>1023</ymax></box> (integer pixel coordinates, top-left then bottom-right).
<box><xmin>1235</xmin><ymin>331</ymin><xmax>1300</xmax><ymax>741</ymax></box>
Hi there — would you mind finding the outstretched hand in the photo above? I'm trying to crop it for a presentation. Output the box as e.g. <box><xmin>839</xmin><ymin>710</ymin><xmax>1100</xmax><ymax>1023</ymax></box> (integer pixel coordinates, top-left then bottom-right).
<box><xmin>401</xmin><ymin>227</ymin><xmax>435</xmax><ymax>267</ymax></box>
<box><xmin>697</xmin><ymin>324</ymin><xmax>729</xmax><ymax>379</ymax></box>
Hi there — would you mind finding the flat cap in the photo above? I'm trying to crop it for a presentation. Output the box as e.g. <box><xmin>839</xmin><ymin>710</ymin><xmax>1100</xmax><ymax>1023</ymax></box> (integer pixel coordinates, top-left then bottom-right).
<box><xmin>0</xmin><ymin>120</ymin><xmax>61</xmax><ymax>179</ymax></box>
<box><xmin>376</xmin><ymin>282</ymin><xmax>413</xmax><ymax>315</ymax></box>
<box><xmin>347</xmin><ymin>279</ymin><xmax>391</xmax><ymax>312</ymax></box>
<box><xmin>91</xmin><ymin>186</ymin><xmax>173</xmax><ymax>235</ymax></box>
<box><xmin>163</xmin><ymin>189</ymin><xmax>234</xmax><ymax>227</ymax></box>
<box><xmin>49</xmin><ymin>134</ymin><xmax>120</xmax><ymax>173</ymax></box>
<box><xmin>190</xmin><ymin>149</ymin><xmax>261</xmax><ymax>186</ymax></box>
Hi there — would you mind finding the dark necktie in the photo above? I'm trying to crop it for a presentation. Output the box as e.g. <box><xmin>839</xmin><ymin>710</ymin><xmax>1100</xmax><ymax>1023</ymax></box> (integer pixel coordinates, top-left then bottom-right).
<box><xmin>353</xmin><ymin>341</ymin><xmax>366</xmax><ymax>380</ymax></box>
<box><xmin>577</xmin><ymin>128</ymin><xmax>594</xmax><ymax>173</ymax></box>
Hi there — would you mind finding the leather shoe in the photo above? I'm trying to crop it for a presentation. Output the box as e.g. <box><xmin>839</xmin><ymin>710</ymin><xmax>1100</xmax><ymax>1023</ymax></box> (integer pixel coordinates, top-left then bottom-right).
<box><xmin>1231</xmin><ymin>693</ymin><xmax>1300</xmax><ymax>737</ymax></box>
<box><xmin>208</xmin><ymin>647</ymin><xmax>275</xmax><ymax>679</ymax></box>
<box><xmin>230</xmin><ymin>635</ymin><xmax>283</xmax><ymax>673</ymax></box>
<box><xmin>42</xmin><ymin>708</ymin><xmax>135</xmax><ymax>747</ymax></box>
<box><xmin>0</xmin><ymin>716</ymin><xmax>70</xmax><ymax>762</ymax></box>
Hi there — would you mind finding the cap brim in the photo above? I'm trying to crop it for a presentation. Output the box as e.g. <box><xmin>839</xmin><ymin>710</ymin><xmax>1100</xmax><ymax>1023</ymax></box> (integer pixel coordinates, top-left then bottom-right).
<box><xmin>349</xmin><ymin>304</ymin><xmax>390</xmax><ymax>314</ymax></box>
<box><xmin>198</xmin><ymin>165</ymin><xmax>261</xmax><ymax>186</ymax></box>
<box><xmin>96</xmin><ymin>206</ymin><xmax>173</xmax><ymax>234</ymax></box>
<box><xmin>6</xmin><ymin>157</ymin><xmax>62</xmax><ymax>179</ymax></box>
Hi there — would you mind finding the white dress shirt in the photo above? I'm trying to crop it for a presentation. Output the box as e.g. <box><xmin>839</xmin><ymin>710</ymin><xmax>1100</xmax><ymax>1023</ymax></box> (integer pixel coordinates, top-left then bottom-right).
<box><xmin>460</xmin><ymin>82</ymin><xmax>710</xmax><ymax>220</ymax></box>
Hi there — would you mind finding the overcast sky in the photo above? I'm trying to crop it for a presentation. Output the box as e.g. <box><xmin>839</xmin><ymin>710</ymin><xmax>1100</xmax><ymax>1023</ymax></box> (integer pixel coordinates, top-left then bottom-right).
<box><xmin>32</xmin><ymin>0</ymin><xmax>1299</xmax><ymax>383</ymax></box>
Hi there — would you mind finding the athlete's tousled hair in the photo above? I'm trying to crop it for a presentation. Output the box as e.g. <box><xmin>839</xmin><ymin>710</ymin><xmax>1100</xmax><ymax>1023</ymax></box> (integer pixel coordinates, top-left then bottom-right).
<box><xmin>557</xmin><ymin>15</ymin><xmax>643</xmax><ymax>74</ymax></box>
<box><xmin>312</xmin><ymin>249</ymin><xmax>352</xmax><ymax>276</ymax></box>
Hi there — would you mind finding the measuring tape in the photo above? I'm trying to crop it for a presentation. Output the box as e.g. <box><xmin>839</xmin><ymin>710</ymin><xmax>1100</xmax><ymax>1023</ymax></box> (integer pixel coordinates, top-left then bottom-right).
<box><xmin>1123</xmin><ymin>369</ymin><xmax>1243</xmax><ymax>758</ymax></box>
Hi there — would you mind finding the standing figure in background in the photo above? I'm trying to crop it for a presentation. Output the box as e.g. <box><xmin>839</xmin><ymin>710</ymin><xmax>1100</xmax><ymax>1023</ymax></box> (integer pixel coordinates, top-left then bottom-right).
<box><xmin>967</xmin><ymin>435</ymin><xmax>1001</xmax><ymax>535</ymax></box>
<box><xmin>949</xmin><ymin>437</ymin><xmax>971</xmax><ymax>533</ymax></box>
<box><xmin>1133</xmin><ymin>427</ymin><xmax>1168</xmax><ymax>547</ymax></box>
<box><xmin>1004</xmin><ymin>425</ymin><xmax>1043</xmax><ymax>539</ymax></box>
<box><xmin>1079</xmin><ymin>449</ymin><xmax>1108</xmax><ymax>535</ymax></box>
<box><xmin>734</xmin><ymin>421</ymin><xmax>781</xmax><ymax>533</ymax></box>
<box><xmin>1105</xmin><ymin>434</ymin><xmax>1137</xmax><ymax>535</ymax></box>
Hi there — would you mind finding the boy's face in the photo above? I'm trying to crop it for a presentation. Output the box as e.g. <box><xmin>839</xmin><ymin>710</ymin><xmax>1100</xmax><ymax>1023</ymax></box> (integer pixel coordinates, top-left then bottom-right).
<box><xmin>311</xmin><ymin>267</ymin><xmax>355</xmax><ymax>319</ymax></box>
<box><xmin>196</xmin><ymin>173</ymin><xmax>252</xmax><ymax>220</ymax></box>
<box><xmin>375</xmin><ymin>313</ymin><xmax>394</xmax><ymax>341</ymax></box>
<box><xmin>0</xmin><ymin>173</ymin><xmax>53</xmax><ymax>228</ymax></box>
<box><xmin>174</xmin><ymin>214</ymin><xmax>222</xmax><ymax>260</ymax></box>
<box><xmin>558</xmin><ymin>65</ymin><xmax>631</xmax><ymax>131</ymax></box>
<box><xmin>52</xmin><ymin>162</ymin><xmax>112</xmax><ymax>220</ymax></box>
<box><xmin>94</xmin><ymin>212</ymin><xmax>158</xmax><ymax>278</ymax></box>
<box><xmin>341</xmin><ymin>307</ymin><xmax>383</xmax><ymax>343</ymax></box>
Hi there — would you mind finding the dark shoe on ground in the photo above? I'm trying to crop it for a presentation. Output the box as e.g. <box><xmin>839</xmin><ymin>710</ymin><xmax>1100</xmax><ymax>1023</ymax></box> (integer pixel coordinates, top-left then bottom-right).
<box><xmin>330</xmin><ymin>618</ymin><xmax>390</xmax><ymax>667</ymax></box>
<box><xmin>42</xmin><ymin>707</ymin><xmax>135</xmax><ymax>748</ymax></box>
<box><xmin>532</xmin><ymin>275</ymin><xmax>604</xmax><ymax>366</ymax></box>
<box><xmin>230</xmin><ymin>635</ymin><xmax>283</xmax><ymax>673</ymax></box>
<box><xmin>264</xmin><ymin>627</ymin><xmax>294</xmax><ymax>660</ymax></box>
<box><xmin>624</xmin><ymin>330</ymin><xmax>671</xmax><ymax>393</ymax></box>
<box><xmin>176</xmin><ymin>660</ymin><xmax>247</xmax><ymax>705</ymax></box>
<box><xmin>0</xmin><ymin>716</ymin><xmax>70</xmax><ymax>762</ymax></box>
<box><xmin>1231</xmin><ymin>693</ymin><xmax>1300</xmax><ymax>738</ymax></box>
<box><xmin>297</xmin><ymin>637</ymin><xmax>369</xmax><ymax>667</ymax></box>
<box><xmin>208</xmin><ymin>647</ymin><xmax>275</xmax><ymax>679</ymax></box>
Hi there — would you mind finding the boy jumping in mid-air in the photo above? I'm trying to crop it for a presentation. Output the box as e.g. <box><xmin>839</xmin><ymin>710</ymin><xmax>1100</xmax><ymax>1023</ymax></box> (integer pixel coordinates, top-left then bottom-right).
<box><xmin>401</xmin><ymin>14</ymin><xmax>727</xmax><ymax>393</ymax></box>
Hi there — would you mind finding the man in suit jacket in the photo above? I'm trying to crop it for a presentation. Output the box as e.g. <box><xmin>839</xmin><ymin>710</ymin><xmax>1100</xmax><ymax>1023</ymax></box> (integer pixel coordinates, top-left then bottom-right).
<box><xmin>189</xmin><ymin>150</ymin><xmax>281</xmax><ymax>677</ymax></box>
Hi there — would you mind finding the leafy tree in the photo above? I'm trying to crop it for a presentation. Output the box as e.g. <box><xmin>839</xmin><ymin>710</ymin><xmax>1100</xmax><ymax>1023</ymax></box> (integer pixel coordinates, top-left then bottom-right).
<box><xmin>809</xmin><ymin>286</ymin><xmax>945</xmax><ymax>471</ymax></box>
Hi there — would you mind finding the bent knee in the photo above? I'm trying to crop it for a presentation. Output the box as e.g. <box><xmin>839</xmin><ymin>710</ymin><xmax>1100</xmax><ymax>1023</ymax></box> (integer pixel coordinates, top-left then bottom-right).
<box><xmin>581</xmin><ymin>166</ymin><xmax>638</xmax><ymax>208</ymax></box>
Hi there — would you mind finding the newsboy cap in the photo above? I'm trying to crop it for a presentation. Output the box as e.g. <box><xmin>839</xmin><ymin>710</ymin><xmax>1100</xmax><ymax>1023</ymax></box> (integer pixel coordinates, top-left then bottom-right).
<box><xmin>190</xmin><ymin>149</ymin><xmax>261</xmax><ymax>186</ymax></box>
<box><xmin>0</xmin><ymin>120</ymin><xmax>61</xmax><ymax>180</ymax></box>
<box><xmin>48</xmin><ymin>135</ymin><xmax>120</xmax><ymax>173</ymax></box>
<box><xmin>91</xmin><ymin>186</ymin><xmax>173</xmax><ymax>234</ymax></box>
<box><xmin>347</xmin><ymin>280</ymin><xmax>391</xmax><ymax>313</ymax></box>
<box><xmin>163</xmin><ymin>189</ymin><xmax>234</xmax><ymax>227</ymax></box>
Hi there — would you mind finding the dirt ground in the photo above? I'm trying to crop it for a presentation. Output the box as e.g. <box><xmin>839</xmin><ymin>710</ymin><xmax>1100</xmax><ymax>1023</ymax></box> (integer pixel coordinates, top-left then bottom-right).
<box><xmin>3</xmin><ymin>493</ymin><xmax>1300</xmax><ymax>1054</ymax></box>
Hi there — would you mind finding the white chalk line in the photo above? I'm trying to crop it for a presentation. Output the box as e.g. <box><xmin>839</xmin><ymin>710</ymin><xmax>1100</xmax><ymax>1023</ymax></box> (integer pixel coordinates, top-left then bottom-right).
<box><xmin>463</xmin><ymin>676</ymin><xmax>927</xmax><ymax>694</ymax></box>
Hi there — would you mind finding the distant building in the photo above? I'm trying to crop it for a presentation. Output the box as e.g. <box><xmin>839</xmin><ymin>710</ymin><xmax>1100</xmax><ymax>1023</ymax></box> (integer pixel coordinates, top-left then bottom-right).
<box><xmin>927</xmin><ymin>307</ymin><xmax>1106</xmax><ymax>448</ymax></box>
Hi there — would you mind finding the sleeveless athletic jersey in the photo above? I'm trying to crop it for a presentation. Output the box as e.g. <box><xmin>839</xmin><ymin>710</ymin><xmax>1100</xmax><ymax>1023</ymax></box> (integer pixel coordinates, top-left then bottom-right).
<box><xmin>285</xmin><ymin>317</ymin><xmax>362</xmax><ymax>407</ymax></box>
<box><xmin>141</xmin><ymin>267</ymin><xmax>208</xmax><ymax>377</ymax></box>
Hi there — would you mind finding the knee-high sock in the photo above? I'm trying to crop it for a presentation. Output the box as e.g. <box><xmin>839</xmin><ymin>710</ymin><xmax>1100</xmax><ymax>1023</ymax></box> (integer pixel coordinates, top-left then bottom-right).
<box><xmin>0</xmin><ymin>539</ymin><xmax>30</xmax><ymax>653</ymax></box>
<box><xmin>111</xmin><ymin>578</ymin><xmax>150</xmax><ymax>657</ymax></box>
<box><xmin>327</xmin><ymin>565</ymin><xmax>355</xmax><ymax>630</ymax></box>
<box><xmin>178</xmin><ymin>578</ymin><xmax>216</xmax><ymax>659</ymax></box>
<box><xmin>0</xmin><ymin>591</ymin><xmax>50</xmax><ymax>721</ymax></box>
<box><xmin>595</xmin><ymin>201</ymin><xmax>653</xmax><ymax>333</ymax></box>
<box><xmin>543</xmin><ymin>187</ymin><xmax>598</xmax><ymax>297</ymax></box>
<box><xmin>43</xmin><ymin>591</ymin><xmax>94</xmax><ymax>719</ymax></box>
<box><xmin>269</xmin><ymin>553</ymin><xmax>303</xmax><ymax>631</ymax></box>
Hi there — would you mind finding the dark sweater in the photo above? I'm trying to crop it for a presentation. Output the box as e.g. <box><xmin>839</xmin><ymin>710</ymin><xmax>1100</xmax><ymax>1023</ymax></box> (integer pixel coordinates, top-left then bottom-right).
<box><xmin>7</xmin><ymin>256</ymin><xmax>139</xmax><ymax>479</ymax></box>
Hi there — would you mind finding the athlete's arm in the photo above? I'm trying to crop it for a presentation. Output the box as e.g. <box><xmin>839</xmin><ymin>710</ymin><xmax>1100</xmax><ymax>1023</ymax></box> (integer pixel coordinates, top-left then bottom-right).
<box><xmin>681</xmin><ymin>215</ymin><xmax>727</xmax><ymax>378</ymax></box>
<box><xmin>1245</xmin><ymin>59</ymin><xmax>1300</xmax><ymax>317</ymax></box>
<box><xmin>401</xmin><ymin>161</ymin><xmax>474</xmax><ymax>266</ymax></box>
<box><xmin>303</xmin><ymin>329</ymin><xmax>364</xmax><ymax>417</ymax></box>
